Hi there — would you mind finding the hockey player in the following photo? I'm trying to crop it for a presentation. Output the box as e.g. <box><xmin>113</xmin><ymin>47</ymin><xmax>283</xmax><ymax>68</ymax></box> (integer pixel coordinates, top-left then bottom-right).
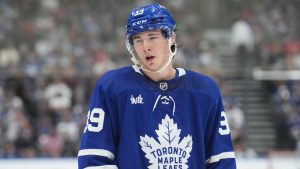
<box><xmin>78</xmin><ymin>3</ymin><xmax>236</xmax><ymax>169</ymax></box>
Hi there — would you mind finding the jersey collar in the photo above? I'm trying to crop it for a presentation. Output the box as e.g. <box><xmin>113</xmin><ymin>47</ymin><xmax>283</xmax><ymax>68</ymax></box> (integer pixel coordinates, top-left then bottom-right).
<box><xmin>132</xmin><ymin>65</ymin><xmax>186</xmax><ymax>77</ymax></box>
<box><xmin>132</xmin><ymin>65</ymin><xmax>186</xmax><ymax>91</ymax></box>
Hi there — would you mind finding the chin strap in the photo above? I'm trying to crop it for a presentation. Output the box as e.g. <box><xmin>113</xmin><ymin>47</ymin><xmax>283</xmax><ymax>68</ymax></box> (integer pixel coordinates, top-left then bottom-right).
<box><xmin>127</xmin><ymin>38</ymin><xmax>177</xmax><ymax>73</ymax></box>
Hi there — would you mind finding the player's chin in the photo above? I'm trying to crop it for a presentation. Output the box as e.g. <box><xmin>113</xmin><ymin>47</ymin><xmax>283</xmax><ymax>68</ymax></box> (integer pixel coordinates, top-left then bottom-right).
<box><xmin>142</xmin><ymin>64</ymin><xmax>159</xmax><ymax>72</ymax></box>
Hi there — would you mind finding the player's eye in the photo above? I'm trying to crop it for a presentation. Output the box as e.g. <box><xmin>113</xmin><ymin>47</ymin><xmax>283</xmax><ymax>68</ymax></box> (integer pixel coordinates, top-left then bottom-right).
<box><xmin>149</xmin><ymin>36</ymin><xmax>159</xmax><ymax>41</ymax></box>
<box><xmin>133</xmin><ymin>39</ymin><xmax>143</xmax><ymax>45</ymax></box>
<box><xmin>149</xmin><ymin>36</ymin><xmax>166</xmax><ymax>42</ymax></box>
<box><xmin>149</xmin><ymin>36</ymin><xmax>158</xmax><ymax>39</ymax></box>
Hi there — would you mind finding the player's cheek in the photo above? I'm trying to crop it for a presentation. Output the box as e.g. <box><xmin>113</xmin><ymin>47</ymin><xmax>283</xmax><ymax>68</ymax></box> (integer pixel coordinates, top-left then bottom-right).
<box><xmin>132</xmin><ymin>49</ymin><xmax>143</xmax><ymax>60</ymax></box>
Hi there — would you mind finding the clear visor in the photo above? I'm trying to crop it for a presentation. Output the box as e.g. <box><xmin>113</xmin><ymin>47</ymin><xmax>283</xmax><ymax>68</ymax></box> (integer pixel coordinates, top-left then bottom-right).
<box><xmin>128</xmin><ymin>36</ymin><xmax>169</xmax><ymax>61</ymax></box>
<box><xmin>131</xmin><ymin>36</ymin><xmax>168</xmax><ymax>48</ymax></box>
<box><xmin>126</xmin><ymin>33</ymin><xmax>177</xmax><ymax>73</ymax></box>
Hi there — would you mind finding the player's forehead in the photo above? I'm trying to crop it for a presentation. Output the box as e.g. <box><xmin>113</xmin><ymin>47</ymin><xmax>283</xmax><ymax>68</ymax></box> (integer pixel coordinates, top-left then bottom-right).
<box><xmin>132</xmin><ymin>29</ymin><xmax>163</xmax><ymax>39</ymax></box>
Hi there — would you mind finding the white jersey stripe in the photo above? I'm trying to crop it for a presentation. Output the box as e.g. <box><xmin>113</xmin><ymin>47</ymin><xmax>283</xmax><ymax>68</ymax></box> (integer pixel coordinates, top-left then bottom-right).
<box><xmin>177</xmin><ymin>68</ymin><xmax>186</xmax><ymax>77</ymax></box>
<box><xmin>206</xmin><ymin>152</ymin><xmax>235</xmax><ymax>164</ymax></box>
<box><xmin>84</xmin><ymin>165</ymin><xmax>118</xmax><ymax>169</ymax></box>
<box><xmin>78</xmin><ymin>149</ymin><xmax>115</xmax><ymax>160</ymax></box>
<box><xmin>132</xmin><ymin>65</ymin><xmax>143</xmax><ymax>75</ymax></box>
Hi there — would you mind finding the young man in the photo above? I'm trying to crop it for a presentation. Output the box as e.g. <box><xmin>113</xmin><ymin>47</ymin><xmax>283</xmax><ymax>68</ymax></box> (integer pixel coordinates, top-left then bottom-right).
<box><xmin>78</xmin><ymin>3</ymin><xmax>236</xmax><ymax>169</ymax></box>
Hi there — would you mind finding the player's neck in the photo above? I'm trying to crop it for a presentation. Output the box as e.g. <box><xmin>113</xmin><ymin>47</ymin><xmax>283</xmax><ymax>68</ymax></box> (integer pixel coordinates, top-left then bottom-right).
<box><xmin>144</xmin><ymin>66</ymin><xmax>176</xmax><ymax>82</ymax></box>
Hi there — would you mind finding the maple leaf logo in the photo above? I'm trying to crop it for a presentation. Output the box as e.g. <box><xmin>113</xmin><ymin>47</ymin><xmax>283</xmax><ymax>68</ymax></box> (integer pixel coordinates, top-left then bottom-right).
<box><xmin>139</xmin><ymin>114</ymin><xmax>193</xmax><ymax>169</ymax></box>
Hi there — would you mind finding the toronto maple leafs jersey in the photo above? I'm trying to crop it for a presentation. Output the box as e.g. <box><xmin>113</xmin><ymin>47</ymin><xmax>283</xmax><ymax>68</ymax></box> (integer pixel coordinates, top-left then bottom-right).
<box><xmin>78</xmin><ymin>66</ymin><xmax>236</xmax><ymax>169</ymax></box>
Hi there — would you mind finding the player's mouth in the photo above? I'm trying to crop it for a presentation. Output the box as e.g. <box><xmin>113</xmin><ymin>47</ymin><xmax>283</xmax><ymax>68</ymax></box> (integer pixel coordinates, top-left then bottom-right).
<box><xmin>146</xmin><ymin>56</ymin><xmax>155</xmax><ymax>62</ymax></box>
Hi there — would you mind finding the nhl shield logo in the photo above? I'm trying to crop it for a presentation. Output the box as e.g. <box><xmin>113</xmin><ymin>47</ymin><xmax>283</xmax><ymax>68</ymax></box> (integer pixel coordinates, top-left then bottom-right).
<box><xmin>159</xmin><ymin>82</ymin><xmax>168</xmax><ymax>90</ymax></box>
<box><xmin>139</xmin><ymin>114</ymin><xmax>193</xmax><ymax>169</ymax></box>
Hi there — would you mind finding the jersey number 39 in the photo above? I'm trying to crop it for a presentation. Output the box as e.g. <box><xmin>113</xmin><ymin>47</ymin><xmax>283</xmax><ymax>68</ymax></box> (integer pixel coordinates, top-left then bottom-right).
<box><xmin>84</xmin><ymin>108</ymin><xmax>105</xmax><ymax>132</ymax></box>
<box><xmin>218</xmin><ymin>111</ymin><xmax>230</xmax><ymax>135</ymax></box>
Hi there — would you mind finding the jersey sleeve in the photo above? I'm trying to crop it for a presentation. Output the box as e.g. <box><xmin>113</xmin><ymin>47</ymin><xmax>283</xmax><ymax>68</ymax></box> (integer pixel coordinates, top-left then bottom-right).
<box><xmin>205</xmin><ymin>85</ymin><xmax>236</xmax><ymax>169</ymax></box>
<box><xmin>78</xmin><ymin>79</ymin><xmax>118</xmax><ymax>169</ymax></box>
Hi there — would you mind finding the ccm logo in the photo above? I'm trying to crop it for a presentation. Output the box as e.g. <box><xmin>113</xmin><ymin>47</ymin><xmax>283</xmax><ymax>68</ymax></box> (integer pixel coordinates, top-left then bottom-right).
<box><xmin>132</xmin><ymin>19</ymin><xmax>147</xmax><ymax>26</ymax></box>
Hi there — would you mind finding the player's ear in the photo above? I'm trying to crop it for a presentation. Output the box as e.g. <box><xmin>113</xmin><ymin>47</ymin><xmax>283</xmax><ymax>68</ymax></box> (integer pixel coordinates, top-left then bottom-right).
<box><xmin>170</xmin><ymin>31</ymin><xmax>177</xmax><ymax>53</ymax></box>
<box><xmin>171</xmin><ymin>31</ymin><xmax>176</xmax><ymax>44</ymax></box>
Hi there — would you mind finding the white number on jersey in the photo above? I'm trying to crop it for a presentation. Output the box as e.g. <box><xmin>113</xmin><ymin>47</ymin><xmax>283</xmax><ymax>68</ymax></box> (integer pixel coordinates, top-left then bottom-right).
<box><xmin>84</xmin><ymin>108</ymin><xmax>105</xmax><ymax>132</ymax></box>
<box><xmin>218</xmin><ymin>111</ymin><xmax>230</xmax><ymax>135</ymax></box>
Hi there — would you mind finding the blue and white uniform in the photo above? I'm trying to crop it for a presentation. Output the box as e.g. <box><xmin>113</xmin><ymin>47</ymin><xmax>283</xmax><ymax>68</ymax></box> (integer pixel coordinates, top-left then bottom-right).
<box><xmin>78</xmin><ymin>66</ymin><xmax>236</xmax><ymax>169</ymax></box>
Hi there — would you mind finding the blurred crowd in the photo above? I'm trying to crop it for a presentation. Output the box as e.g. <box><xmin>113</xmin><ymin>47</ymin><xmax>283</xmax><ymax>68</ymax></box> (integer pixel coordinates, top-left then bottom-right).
<box><xmin>0</xmin><ymin>0</ymin><xmax>245</xmax><ymax>158</ymax></box>
<box><xmin>0</xmin><ymin>0</ymin><xmax>127</xmax><ymax>158</ymax></box>
<box><xmin>256</xmin><ymin>0</ymin><xmax>300</xmax><ymax>152</ymax></box>
<box><xmin>246</xmin><ymin>0</ymin><xmax>300</xmax><ymax>70</ymax></box>
<box><xmin>271</xmin><ymin>81</ymin><xmax>300</xmax><ymax>152</ymax></box>
<box><xmin>235</xmin><ymin>0</ymin><xmax>300</xmax><ymax>152</ymax></box>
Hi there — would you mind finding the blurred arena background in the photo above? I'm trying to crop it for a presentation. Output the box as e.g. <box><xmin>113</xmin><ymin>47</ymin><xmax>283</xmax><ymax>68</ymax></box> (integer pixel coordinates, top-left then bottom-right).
<box><xmin>0</xmin><ymin>0</ymin><xmax>300</xmax><ymax>168</ymax></box>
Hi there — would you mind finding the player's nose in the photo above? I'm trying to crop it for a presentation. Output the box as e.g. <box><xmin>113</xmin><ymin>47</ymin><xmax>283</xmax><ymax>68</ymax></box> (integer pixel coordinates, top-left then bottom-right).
<box><xmin>142</xmin><ymin>39</ymin><xmax>151</xmax><ymax>52</ymax></box>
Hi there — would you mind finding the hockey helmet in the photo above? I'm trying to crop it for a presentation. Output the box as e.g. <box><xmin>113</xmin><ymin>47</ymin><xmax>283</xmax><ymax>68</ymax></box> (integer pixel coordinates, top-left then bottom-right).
<box><xmin>125</xmin><ymin>3</ymin><xmax>176</xmax><ymax>43</ymax></box>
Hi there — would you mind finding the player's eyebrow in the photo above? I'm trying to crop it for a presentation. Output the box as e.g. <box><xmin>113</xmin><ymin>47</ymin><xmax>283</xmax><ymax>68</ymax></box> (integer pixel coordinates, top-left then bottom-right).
<box><xmin>147</xmin><ymin>33</ymin><xmax>161</xmax><ymax>36</ymax></box>
<box><xmin>132</xmin><ymin>35</ymin><xmax>141</xmax><ymax>40</ymax></box>
<box><xmin>132</xmin><ymin>31</ymin><xmax>162</xmax><ymax>40</ymax></box>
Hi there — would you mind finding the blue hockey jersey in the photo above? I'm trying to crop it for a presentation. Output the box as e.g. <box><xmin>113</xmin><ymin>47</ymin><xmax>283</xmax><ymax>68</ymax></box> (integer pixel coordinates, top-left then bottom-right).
<box><xmin>78</xmin><ymin>66</ymin><xmax>236</xmax><ymax>169</ymax></box>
